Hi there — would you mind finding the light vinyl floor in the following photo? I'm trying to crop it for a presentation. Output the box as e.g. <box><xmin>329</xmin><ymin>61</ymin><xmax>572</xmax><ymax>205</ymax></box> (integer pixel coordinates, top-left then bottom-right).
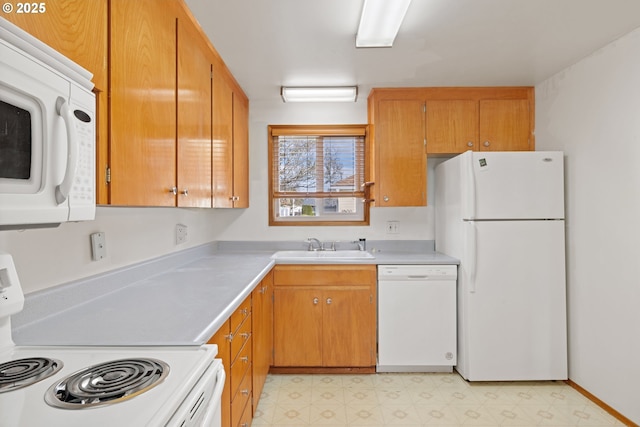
<box><xmin>252</xmin><ymin>372</ymin><xmax>627</xmax><ymax>427</ymax></box>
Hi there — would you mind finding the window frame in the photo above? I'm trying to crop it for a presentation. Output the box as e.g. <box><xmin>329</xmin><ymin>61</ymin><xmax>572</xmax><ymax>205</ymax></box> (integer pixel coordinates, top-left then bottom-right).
<box><xmin>268</xmin><ymin>124</ymin><xmax>371</xmax><ymax>226</ymax></box>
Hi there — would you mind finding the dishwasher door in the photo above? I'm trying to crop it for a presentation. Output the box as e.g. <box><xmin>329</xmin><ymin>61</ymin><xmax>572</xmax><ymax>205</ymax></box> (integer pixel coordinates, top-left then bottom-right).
<box><xmin>377</xmin><ymin>265</ymin><xmax>457</xmax><ymax>372</ymax></box>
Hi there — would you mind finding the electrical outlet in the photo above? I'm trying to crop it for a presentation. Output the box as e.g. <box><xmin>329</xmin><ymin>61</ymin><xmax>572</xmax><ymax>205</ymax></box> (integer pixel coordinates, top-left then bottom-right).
<box><xmin>386</xmin><ymin>221</ymin><xmax>399</xmax><ymax>234</ymax></box>
<box><xmin>90</xmin><ymin>232</ymin><xmax>106</xmax><ymax>261</ymax></box>
<box><xmin>176</xmin><ymin>224</ymin><xmax>188</xmax><ymax>244</ymax></box>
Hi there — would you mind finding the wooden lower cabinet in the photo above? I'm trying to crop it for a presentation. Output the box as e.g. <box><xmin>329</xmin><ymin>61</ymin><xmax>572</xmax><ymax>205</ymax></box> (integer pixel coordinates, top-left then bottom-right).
<box><xmin>252</xmin><ymin>271</ymin><xmax>273</xmax><ymax>413</ymax></box>
<box><xmin>273</xmin><ymin>265</ymin><xmax>377</xmax><ymax>369</ymax></box>
<box><xmin>208</xmin><ymin>270</ymin><xmax>274</xmax><ymax>427</ymax></box>
<box><xmin>208</xmin><ymin>294</ymin><xmax>252</xmax><ymax>427</ymax></box>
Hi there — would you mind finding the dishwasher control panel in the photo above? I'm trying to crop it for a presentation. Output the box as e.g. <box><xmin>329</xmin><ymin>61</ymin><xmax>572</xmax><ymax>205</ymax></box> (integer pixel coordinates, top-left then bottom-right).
<box><xmin>377</xmin><ymin>264</ymin><xmax>457</xmax><ymax>280</ymax></box>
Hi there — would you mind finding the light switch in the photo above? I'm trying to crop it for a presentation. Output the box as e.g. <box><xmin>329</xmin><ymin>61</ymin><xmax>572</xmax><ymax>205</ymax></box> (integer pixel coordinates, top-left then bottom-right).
<box><xmin>90</xmin><ymin>232</ymin><xmax>106</xmax><ymax>261</ymax></box>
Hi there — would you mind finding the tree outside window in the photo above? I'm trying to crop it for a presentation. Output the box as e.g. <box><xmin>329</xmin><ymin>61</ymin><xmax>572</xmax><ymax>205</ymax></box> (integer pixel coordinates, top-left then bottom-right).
<box><xmin>268</xmin><ymin>125</ymin><xmax>370</xmax><ymax>226</ymax></box>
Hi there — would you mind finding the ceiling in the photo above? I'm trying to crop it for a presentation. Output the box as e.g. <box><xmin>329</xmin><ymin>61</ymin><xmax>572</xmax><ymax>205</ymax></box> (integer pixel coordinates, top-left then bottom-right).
<box><xmin>185</xmin><ymin>0</ymin><xmax>640</xmax><ymax>103</ymax></box>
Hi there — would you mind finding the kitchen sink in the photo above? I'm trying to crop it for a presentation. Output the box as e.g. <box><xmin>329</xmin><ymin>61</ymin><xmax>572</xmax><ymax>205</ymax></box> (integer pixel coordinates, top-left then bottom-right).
<box><xmin>271</xmin><ymin>250</ymin><xmax>375</xmax><ymax>260</ymax></box>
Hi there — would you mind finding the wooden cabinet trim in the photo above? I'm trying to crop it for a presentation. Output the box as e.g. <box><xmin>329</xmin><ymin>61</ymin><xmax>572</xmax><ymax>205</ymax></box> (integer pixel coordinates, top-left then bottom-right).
<box><xmin>368</xmin><ymin>86</ymin><xmax>534</xmax><ymax>102</ymax></box>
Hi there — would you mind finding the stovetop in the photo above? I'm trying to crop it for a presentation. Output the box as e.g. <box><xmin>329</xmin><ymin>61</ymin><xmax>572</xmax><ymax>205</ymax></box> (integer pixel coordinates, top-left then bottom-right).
<box><xmin>0</xmin><ymin>344</ymin><xmax>217</xmax><ymax>426</ymax></box>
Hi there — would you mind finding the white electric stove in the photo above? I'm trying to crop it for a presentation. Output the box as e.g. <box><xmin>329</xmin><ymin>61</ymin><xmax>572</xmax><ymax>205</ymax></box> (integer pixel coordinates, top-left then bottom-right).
<box><xmin>0</xmin><ymin>254</ymin><xmax>225</xmax><ymax>426</ymax></box>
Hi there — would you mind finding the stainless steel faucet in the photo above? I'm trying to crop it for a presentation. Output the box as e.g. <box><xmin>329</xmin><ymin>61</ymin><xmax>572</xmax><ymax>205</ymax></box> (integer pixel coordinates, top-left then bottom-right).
<box><xmin>307</xmin><ymin>237</ymin><xmax>322</xmax><ymax>251</ymax></box>
<box><xmin>353</xmin><ymin>238</ymin><xmax>366</xmax><ymax>251</ymax></box>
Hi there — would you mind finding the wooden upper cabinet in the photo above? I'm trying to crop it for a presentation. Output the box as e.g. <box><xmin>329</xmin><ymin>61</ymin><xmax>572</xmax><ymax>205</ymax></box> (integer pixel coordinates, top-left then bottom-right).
<box><xmin>109</xmin><ymin>0</ymin><xmax>178</xmax><ymax>206</ymax></box>
<box><xmin>368</xmin><ymin>87</ymin><xmax>534</xmax><ymax>207</ymax></box>
<box><xmin>426</xmin><ymin>100</ymin><xmax>478</xmax><ymax>154</ymax></box>
<box><xmin>177</xmin><ymin>14</ymin><xmax>212</xmax><ymax>207</ymax></box>
<box><xmin>211</xmin><ymin>65</ymin><xmax>250</xmax><ymax>209</ymax></box>
<box><xmin>375</xmin><ymin>99</ymin><xmax>427</xmax><ymax>207</ymax></box>
<box><xmin>232</xmin><ymin>93</ymin><xmax>250</xmax><ymax>208</ymax></box>
<box><xmin>211</xmin><ymin>68</ymin><xmax>234</xmax><ymax>208</ymax></box>
<box><xmin>3</xmin><ymin>0</ymin><xmax>107</xmax><ymax>90</ymax></box>
<box><xmin>479</xmin><ymin>99</ymin><xmax>531</xmax><ymax>151</ymax></box>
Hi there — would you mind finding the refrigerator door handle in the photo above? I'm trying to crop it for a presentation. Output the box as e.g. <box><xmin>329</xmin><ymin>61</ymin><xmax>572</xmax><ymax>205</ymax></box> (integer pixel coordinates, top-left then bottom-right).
<box><xmin>466</xmin><ymin>221</ymin><xmax>477</xmax><ymax>293</ymax></box>
<box><xmin>464</xmin><ymin>152</ymin><xmax>477</xmax><ymax>219</ymax></box>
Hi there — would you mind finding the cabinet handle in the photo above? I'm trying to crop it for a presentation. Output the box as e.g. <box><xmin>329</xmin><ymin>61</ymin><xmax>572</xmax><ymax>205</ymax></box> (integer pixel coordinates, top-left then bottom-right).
<box><xmin>326</xmin><ymin>298</ymin><xmax>332</xmax><ymax>305</ymax></box>
<box><xmin>241</xmin><ymin>308</ymin><xmax>249</xmax><ymax>316</ymax></box>
<box><xmin>383</xmin><ymin>195</ymin><xmax>389</xmax><ymax>202</ymax></box>
<box><xmin>483</xmin><ymin>141</ymin><xmax>490</xmax><ymax>147</ymax></box>
<box><xmin>181</xmin><ymin>188</ymin><xmax>188</xmax><ymax>196</ymax></box>
<box><xmin>240</xmin><ymin>332</ymin><xmax>251</xmax><ymax>340</ymax></box>
<box><xmin>467</xmin><ymin>141</ymin><xmax>474</xmax><ymax>147</ymax></box>
<box><xmin>241</xmin><ymin>389</ymin><xmax>250</xmax><ymax>396</ymax></box>
<box><xmin>225</xmin><ymin>333</ymin><xmax>233</xmax><ymax>342</ymax></box>
<box><xmin>169</xmin><ymin>186</ymin><xmax>177</xmax><ymax>195</ymax></box>
<box><xmin>230</xmin><ymin>195</ymin><xmax>240</xmax><ymax>201</ymax></box>
<box><xmin>241</xmin><ymin>356</ymin><xmax>249</xmax><ymax>363</ymax></box>
<box><xmin>313</xmin><ymin>297</ymin><xmax>319</xmax><ymax>305</ymax></box>
<box><xmin>242</xmin><ymin>423</ymin><xmax>249</xmax><ymax>427</ymax></box>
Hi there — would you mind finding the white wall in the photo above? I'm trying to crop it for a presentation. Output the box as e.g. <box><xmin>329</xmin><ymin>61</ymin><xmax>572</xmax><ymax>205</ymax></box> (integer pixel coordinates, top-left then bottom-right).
<box><xmin>536</xmin><ymin>28</ymin><xmax>640</xmax><ymax>424</ymax></box>
<box><xmin>0</xmin><ymin>207</ymin><xmax>233</xmax><ymax>293</ymax></box>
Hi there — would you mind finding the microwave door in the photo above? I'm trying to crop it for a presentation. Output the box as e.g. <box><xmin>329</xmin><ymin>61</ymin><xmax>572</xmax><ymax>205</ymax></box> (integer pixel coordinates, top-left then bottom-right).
<box><xmin>0</xmin><ymin>43</ymin><xmax>71</xmax><ymax>227</ymax></box>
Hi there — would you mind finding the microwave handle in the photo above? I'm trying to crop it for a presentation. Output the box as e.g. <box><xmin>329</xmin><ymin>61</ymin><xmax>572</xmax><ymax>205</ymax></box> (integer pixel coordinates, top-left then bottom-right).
<box><xmin>55</xmin><ymin>97</ymin><xmax>79</xmax><ymax>205</ymax></box>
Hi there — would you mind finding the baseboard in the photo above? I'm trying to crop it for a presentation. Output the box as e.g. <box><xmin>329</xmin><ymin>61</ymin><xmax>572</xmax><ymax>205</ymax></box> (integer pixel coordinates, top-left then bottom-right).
<box><xmin>269</xmin><ymin>366</ymin><xmax>376</xmax><ymax>374</ymax></box>
<box><xmin>566</xmin><ymin>379</ymin><xmax>638</xmax><ymax>427</ymax></box>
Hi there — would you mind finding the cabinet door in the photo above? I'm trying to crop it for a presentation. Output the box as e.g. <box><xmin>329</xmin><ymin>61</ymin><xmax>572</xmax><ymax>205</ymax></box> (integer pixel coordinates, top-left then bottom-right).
<box><xmin>252</xmin><ymin>271</ymin><xmax>273</xmax><ymax>413</ymax></box>
<box><xmin>3</xmin><ymin>0</ymin><xmax>107</xmax><ymax>90</ymax></box>
<box><xmin>212</xmin><ymin>69</ymin><xmax>234</xmax><ymax>207</ymax></box>
<box><xmin>376</xmin><ymin>99</ymin><xmax>426</xmax><ymax>206</ymax></box>
<box><xmin>426</xmin><ymin>100</ymin><xmax>478</xmax><ymax>154</ymax></box>
<box><xmin>273</xmin><ymin>288</ymin><xmax>323</xmax><ymax>366</ymax></box>
<box><xmin>110</xmin><ymin>0</ymin><xmax>178</xmax><ymax>205</ymax></box>
<box><xmin>479</xmin><ymin>99</ymin><xmax>531</xmax><ymax>151</ymax></box>
<box><xmin>208</xmin><ymin>320</ymin><xmax>231</xmax><ymax>427</ymax></box>
<box><xmin>323</xmin><ymin>288</ymin><xmax>375</xmax><ymax>367</ymax></box>
<box><xmin>232</xmin><ymin>93</ymin><xmax>250</xmax><ymax>208</ymax></box>
<box><xmin>177</xmin><ymin>18</ymin><xmax>212</xmax><ymax>207</ymax></box>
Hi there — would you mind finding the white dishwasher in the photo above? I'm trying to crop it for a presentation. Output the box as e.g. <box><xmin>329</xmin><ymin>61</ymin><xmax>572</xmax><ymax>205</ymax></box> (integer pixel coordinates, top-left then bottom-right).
<box><xmin>377</xmin><ymin>265</ymin><xmax>457</xmax><ymax>372</ymax></box>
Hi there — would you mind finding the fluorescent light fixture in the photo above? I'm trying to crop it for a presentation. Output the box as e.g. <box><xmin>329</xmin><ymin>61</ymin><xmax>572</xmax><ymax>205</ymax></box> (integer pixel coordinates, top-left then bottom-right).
<box><xmin>281</xmin><ymin>86</ymin><xmax>358</xmax><ymax>103</ymax></box>
<box><xmin>356</xmin><ymin>0</ymin><xmax>412</xmax><ymax>47</ymax></box>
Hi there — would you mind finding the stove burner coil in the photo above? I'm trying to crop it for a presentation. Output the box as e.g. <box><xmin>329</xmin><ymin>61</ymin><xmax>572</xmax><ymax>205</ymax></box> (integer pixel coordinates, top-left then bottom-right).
<box><xmin>0</xmin><ymin>357</ymin><xmax>63</xmax><ymax>393</ymax></box>
<box><xmin>45</xmin><ymin>358</ymin><xmax>169</xmax><ymax>409</ymax></box>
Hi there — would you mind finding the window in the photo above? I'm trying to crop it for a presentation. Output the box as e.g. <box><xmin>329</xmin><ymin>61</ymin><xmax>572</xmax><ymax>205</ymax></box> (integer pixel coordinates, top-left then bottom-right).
<box><xmin>268</xmin><ymin>125</ymin><xmax>371</xmax><ymax>226</ymax></box>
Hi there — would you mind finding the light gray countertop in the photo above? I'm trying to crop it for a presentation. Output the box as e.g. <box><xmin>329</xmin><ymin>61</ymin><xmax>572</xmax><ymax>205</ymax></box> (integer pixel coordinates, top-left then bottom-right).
<box><xmin>12</xmin><ymin>241</ymin><xmax>458</xmax><ymax>347</ymax></box>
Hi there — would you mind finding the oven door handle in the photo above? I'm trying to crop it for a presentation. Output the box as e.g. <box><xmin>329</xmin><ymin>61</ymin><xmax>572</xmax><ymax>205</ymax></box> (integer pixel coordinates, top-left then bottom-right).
<box><xmin>201</xmin><ymin>364</ymin><xmax>226</xmax><ymax>426</ymax></box>
<box><xmin>55</xmin><ymin>97</ymin><xmax>79</xmax><ymax>205</ymax></box>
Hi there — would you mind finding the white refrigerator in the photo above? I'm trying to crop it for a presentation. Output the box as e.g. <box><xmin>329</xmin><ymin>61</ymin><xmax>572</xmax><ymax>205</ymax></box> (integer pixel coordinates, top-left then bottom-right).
<box><xmin>435</xmin><ymin>151</ymin><xmax>568</xmax><ymax>381</ymax></box>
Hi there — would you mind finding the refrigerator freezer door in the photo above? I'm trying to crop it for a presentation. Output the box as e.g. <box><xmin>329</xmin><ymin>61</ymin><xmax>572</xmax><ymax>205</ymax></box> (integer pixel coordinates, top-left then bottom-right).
<box><xmin>466</xmin><ymin>151</ymin><xmax>565</xmax><ymax>220</ymax></box>
<box><xmin>457</xmin><ymin>219</ymin><xmax>567</xmax><ymax>381</ymax></box>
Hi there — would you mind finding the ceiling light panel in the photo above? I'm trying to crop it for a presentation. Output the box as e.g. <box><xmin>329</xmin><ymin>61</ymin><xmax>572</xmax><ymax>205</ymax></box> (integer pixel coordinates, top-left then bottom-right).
<box><xmin>356</xmin><ymin>0</ymin><xmax>412</xmax><ymax>47</ymax></box>
<box><xmin>280</xmin><ymin>86</ymin><xmax>358</xmax><ymax>102</ymax></box>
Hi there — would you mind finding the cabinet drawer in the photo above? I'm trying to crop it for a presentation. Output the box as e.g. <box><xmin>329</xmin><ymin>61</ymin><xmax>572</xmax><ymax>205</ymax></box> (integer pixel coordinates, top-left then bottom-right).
<box><xmin>231</xmin><ymin>337</ymin><xmax>252</xmax><ymax>398</ymax></box>
<box><xmin>274</xmin><ymin>265</ymin><xmax>376</xmax><ymax>286</ymax></box>
<box><xmin>231</xmin><ymin>313</ymin><xmax>252</xmax><ymax>363</ymax></box>
<box><xmin>231</xmin><ymin>297</ymin><xmax>251</xmax><ymax>332</ymax></box>
<box><xmin>231</xmin><ymin>369</ymin><xmax>252</xmax><ymax>427</ymax></box>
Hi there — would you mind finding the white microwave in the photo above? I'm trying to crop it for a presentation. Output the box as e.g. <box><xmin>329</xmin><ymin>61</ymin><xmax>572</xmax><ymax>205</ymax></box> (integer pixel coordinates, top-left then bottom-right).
<box><xmin>0</xmin><ymin>18</ymin><xmax>95</xmax><ymax>229</ymax></box>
